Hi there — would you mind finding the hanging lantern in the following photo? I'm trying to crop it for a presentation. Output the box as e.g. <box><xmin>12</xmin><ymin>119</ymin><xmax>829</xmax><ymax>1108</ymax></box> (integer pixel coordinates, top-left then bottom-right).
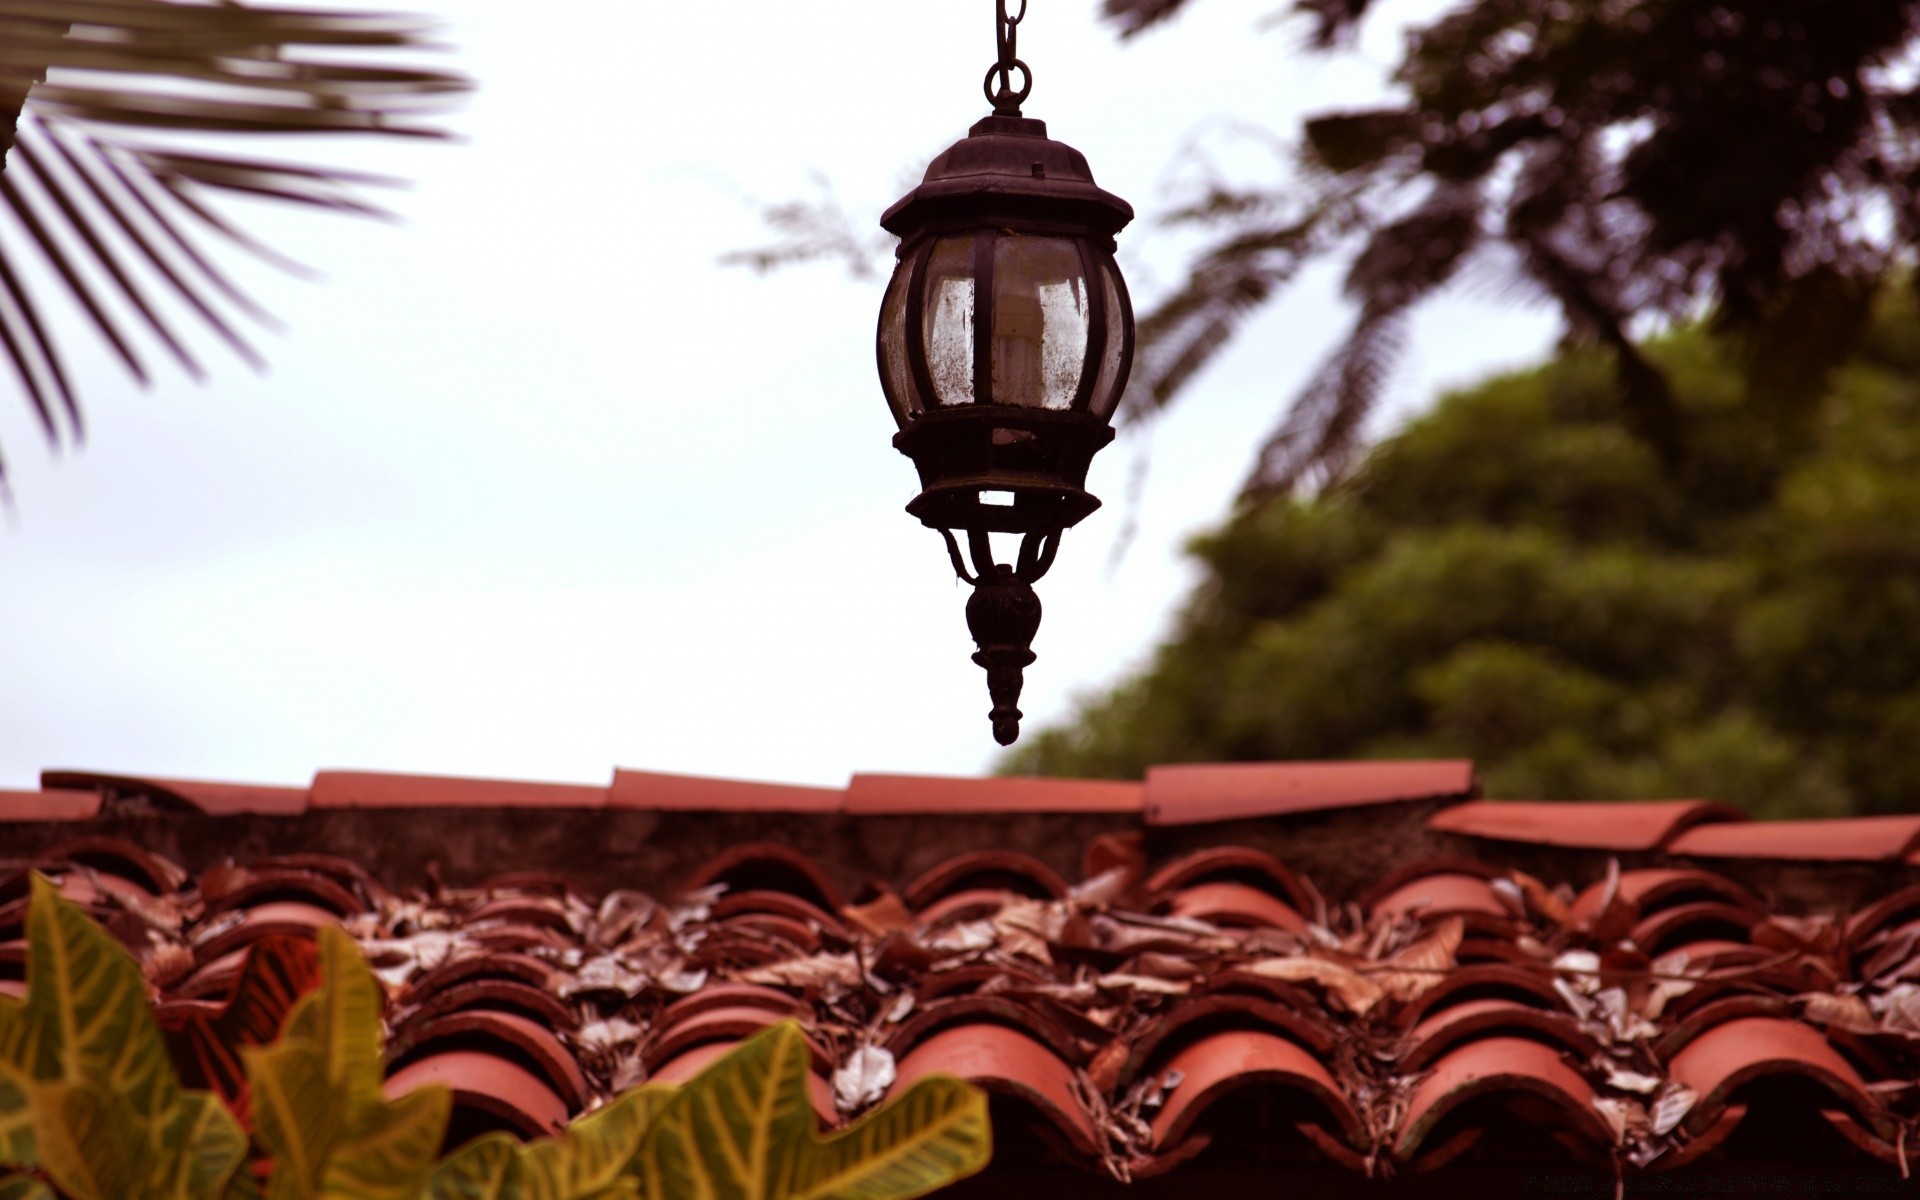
<box><xmin>876</xmin><ymin>0</ymin><xmax>1135</xmax><ymax>745</ymax></box>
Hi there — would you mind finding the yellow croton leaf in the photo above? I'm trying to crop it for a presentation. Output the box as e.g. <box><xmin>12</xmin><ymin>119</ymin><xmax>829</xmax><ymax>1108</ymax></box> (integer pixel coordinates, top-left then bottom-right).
<box><xmin>427</xmin><ymin>1083</ymin><xmax>677</xmax><ymax>1200</ymax></box>
<box><xmin>0</xmin><ymin>876</ymin><xmax>247</xmax><ymax>1198</ymax></box>
<box><xmin>246</xmin><ymin>924</ymin><xmax>450</xmax><ymax>1200</ymax></box>
<box><xmin>638</xmin><ymin>1021</ymin><xmax>989</xmax><ymax>1200</ymax></box>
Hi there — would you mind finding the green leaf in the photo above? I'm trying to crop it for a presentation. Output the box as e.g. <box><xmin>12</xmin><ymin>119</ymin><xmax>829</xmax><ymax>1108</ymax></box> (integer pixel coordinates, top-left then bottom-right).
<box><xmin>638</xmin><ymin>1022</ymin><xmax>989</xmax><ymax>1200</ymax></box>
<box><xmin>18</xmin><ymin>874</ymin><xmax>179</xmax><ymax>1119</ymax></box>
<box><xmin>247</xmin><ymin>925</ymin><xmax>449</xmax><ymax>1200</ymax></box>
<box><xmin>315</xmin><ymin>1084</ymin><xmax>448</xmax><ymax>1200</ymax></box>
<box><xmin>151</xmin><ymin>1091</ymin><xmax>249</xmax><ymax>1200</ymax></box>
<box><xmin>0</xmin><ymin>873</ymin><xmax>189</xmax><ymax>1172</ymax></box>
<box><xmin>0</xmin><ymin>1061</ymin><xmax>33</xmax><ymax>1166</ymax></box>
<box><xmin>32</xmin><ymin>1081</ymin><xmax>151</xmax><ymax>1200</ymax></box>
<box><xmin>523</xmin><ymin>1085</ymin><xmax>675</xmax><ymax>1195</ymax></box>
<box><xmin>426</xmin><ymin>1085</ymin><xmax>676</xmax><ymax>1200</ymax></box>
<box><xmin>0</xmin><ymin>1172</ymin><xmax>54</xmax><ymax>1200</ymax></box>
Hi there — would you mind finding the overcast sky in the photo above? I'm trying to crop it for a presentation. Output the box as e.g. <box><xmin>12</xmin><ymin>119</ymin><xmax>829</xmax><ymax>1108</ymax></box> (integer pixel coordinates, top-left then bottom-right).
<box><xmin>0</xmin><ymin>0</ymin><xmax>1555</xmax><ymax>791</ymax></box>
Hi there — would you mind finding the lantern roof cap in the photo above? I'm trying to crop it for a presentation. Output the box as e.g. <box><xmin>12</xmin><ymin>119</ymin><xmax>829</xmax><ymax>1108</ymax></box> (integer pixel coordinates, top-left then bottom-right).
<box><xmin>880</xmin><ymin>114</ymin><xmax>1134</xmax><ymax>240</ymax></box>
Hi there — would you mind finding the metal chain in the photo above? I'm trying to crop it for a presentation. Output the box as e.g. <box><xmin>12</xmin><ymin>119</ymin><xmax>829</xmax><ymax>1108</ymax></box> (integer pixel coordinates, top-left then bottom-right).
<box><xmin>983</xmin><ymin>0</ymin><xmax>1032</xmax><ymax>116</ymax></box>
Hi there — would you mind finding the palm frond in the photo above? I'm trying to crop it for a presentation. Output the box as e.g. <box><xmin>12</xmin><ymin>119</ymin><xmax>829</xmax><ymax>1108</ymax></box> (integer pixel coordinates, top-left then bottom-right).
<box><xmin>0</xmin><ymin>0</ymin><xmax>468</xmax><ymax>485</ymax></box>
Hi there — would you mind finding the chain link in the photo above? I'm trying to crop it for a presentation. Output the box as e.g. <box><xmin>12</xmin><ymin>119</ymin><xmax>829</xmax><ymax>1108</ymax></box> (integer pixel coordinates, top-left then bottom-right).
<box><xmin>983</xmin><ymin>0</ymin><xmax>1032</xmax><ymax>115</ymax></box>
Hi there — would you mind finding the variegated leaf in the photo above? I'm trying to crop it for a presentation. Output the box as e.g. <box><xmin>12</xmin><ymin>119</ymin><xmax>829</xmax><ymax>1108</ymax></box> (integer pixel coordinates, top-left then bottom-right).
<box><xmin>639</xmin><ymin>1022</ymin><xmax>989</xmax><ymax>1200</ymax></box>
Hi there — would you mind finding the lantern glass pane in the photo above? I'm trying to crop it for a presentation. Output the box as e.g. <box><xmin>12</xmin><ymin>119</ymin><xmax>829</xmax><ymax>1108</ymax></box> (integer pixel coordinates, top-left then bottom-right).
<box><xmin>878</xmin><ymin>258</ymin><xmax>915</xmax><ymax>425</ymax></box>
<box><xmin>990</xmin><ymin>235</ymin><xmax>1088</xmax><ymax>410</ymax></box>
<box><xmin>1088</xmin><ymin>255</ymin><xmax>1130</xmax><ymax>419</ymax></box>
<box><xmin>922</xmin><ymin>235</ymin><xmax>977</xmax><ymax>407</ymax></box>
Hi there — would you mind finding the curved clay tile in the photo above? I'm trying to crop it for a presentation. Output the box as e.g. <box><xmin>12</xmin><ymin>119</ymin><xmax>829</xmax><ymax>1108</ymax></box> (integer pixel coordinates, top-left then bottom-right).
<box><xmin>844</xmin><ymin>773</ymin><xmax>1140</xmax><ymax>816</ymax></box>
<box><xmin>1667</xmin><ymin>815</ymin><xmax>1920</xmax><ymax>863</ymax></box>
<box><xmin>1569</xmin><ymin>868</ymin><xmax>1762</xmax><ymax>929</ymax></box>
<box><xmin>174</xmin><ymin>948</ymin><xmax>256</xmax><ymax>1000</ymax></box>
<box><xmin>460</xmin><ymin>922</ymin><xmax>575</xmax><ymax>955</ymax></box>
<box><xmin>0</xmin><ymin>941</ymin><xmax>23</xmax><ymax>998</ymax></box>
<box><xmin>257</xmin><ymin>853</ymin><xmax>379</xmax><ymax>895</ymax></box>
<box><xmin>612</xmin><ymin>767</ymin><xmax>842</xmax><ymax>814</ymax></box>
<box><xmin>1631</xmin><ymin>901</ymin><xmax>1761</xmax><ymax>956</ymax></box>
<box><xmin>890</xmin><ymin>1023</ymin><xmax>1098</xmax><ymax>1157</ymax></box>
<box><xmin>1392</xmin><ymin>1036</ymin><xmax>1614</xmax><ymax>1168</ymax></box>
<box><xmin>385</xmin><ymin>1049</ymin><xmax>569</xmax><ymax>1140</ymax></box>
<box><xmin>390</xmin><ymin>1009</ymin><xmax>589</xmax><ymax>1112</ymax></box>
<box><xmin>1843</xmin><ymin>884</ymin><xmax>1920</xmax><ymax>946</ymax></box>
<box><xmin>657</xmin><ymin>983</ymin><xmax>805</xmax><ymax>1025</ymax></box>
<box><xmin>1144</xmin><ymin>760</ymin><xmax>1473</xmax><ymax>825</ymax></box>
<box><xmin>1195</xmin><ymin>968</ymin><xmax>1319</xmax><ymax>1012</ymax></box>
<box><xmin>41</xmin><ymin>770</ymin><xmax>308</xmax><ymax>817</ymax></box>
<box><xmin>886</xmin><ymin>996</ymin><xmax>1085</xmax><ymax>1066</ymax></box>
<box><xmin>200</xmin><ymin>869</ymin><xmax>367</xmax><ymax>921</ymax></box>
<box><xmin>647</xmin><ymin>1040</ymin><xmax>839</xmax><ymax>1122</ymax></box>
<box><xmin>679</xmin><ymin>843</ymin><xmax>844</xmax><ymax>912</ymax></box>
<box><xmin>1162</xmin><ymin>882</ymin><xmax>1308</xmax><ymax>933</ymax></box>
<box><xmin>1429</xmin><ymin>799</ymin><xmax>1743</xmax><ymax>852</ymax></box>
<box><xmin>1653</xmin><ymin>994</ymin><xmax>1793</xmax><ymax>1059</ymax></box>
<box><xmin>716</xmin><ymin>912</ymin><xmax>823</xmax><ymax>952</ymax></box>
<box><xmin>1663</xmin><ymin>1016</ymin><xmax>1887</xmax><ymax>1142</ymax></box>
<box><xmin>1369</xmin><ymin>873</ymin><xmax>1508</xmax><ymax>924</ymax></box>
<box><xmin>1399</xmin><ymin>998</ymin><xmax>1601</xmax><ymax>1073</ymax></box>
<box><xmin>477</xmin><ymin>871</ymin><xmax>578</xmax><ymax>897</ymax></box>
<box><xmin>1146</xmin><ymin>1028</ymin><xmax>1367</xmax><ymax>1158</ymax></box>
<box><xmin>1122</xmin><ymin>994</ymin><xmax>1336</xmax><ymax>1084</ymax></box>
<box><xmin>462</xmin><ymin>896</ymin><xmax>580</xmax><ymax>939</ymax></box>
<box><xmin>1143</xmin><ymin>847</ymin><xmax>1317</xmax><ymax>916</ymax></box>
<box><xmin>1389</xmin><ymin>963</ymin><xmax>1569</xmax><ymax>1030</ymax></box>
<box><xmin>643</xmin><ymin>1006</ymin><xmax>830</xmax><ymax>1074</ymax></box>
<box><xmin>1456</xmin><ymin>936</ymin><xmax>1537</xmax><ymax>966</ymax></box>
<box><xmin>393</xmin><ymin>978</ymin><xmax>577</xmax><ymax>1035</ymax></box>
<box><xmin>912</xmin><ymin>888</ymin><xmax>1016</xmax><ymax>928</ymax></box>
<box><xmin>1651</xmin><ymin>1101</ymin><xmax>1748</xmax><ymax>1172</ymax></box>
<box><xmin>713</xmin><ymin>889</ymin><xmax>848</xmax><ymax>937</ymax></box>
<box><xmin>916</xmin><ymin>960</ymin><xmax>1053</xmax><ymax>1000</ymax></box>
<box><xmin>1082</xmin><ymin>831</ymin><xmax>1146</xmax><ymax>891</ymax></box>
<box><xmin>406</xmin><ymin>951</ymin><xmax>554</xmax><ymax>1000</ymax></box>
<box><xmin>311</xmin><ymin>770</ymin><xmax>606</xmax><ymax>810</ymax></box>
<box><xmin>0</xmin><ymin>787</ymin><xmax>101</xmax><ymax>823</ymax></box>
<box><xmin>902</xmin><ymin>850</ymin><xmax>1068</xmax><ymax>908</ymax></box>
<box><xmin>191</xmin><ymin>901</ymin><xmax>340</xmax><ymax>965</ymax></box>
<box><xmin>35</xmin><ymin>835</ymin><xmax>187</xmax><ymax>895</ymax></box>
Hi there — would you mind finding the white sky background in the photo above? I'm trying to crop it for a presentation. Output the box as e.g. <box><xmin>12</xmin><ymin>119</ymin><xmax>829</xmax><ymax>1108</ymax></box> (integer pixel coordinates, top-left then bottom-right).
<box><xmin>0</xmin><ymin>0</ymin><xmax>1557</xmax><ymax>790</ymax></box>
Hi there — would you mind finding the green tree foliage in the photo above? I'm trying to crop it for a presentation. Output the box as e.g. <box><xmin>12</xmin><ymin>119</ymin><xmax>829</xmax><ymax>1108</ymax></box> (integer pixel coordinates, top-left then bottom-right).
<box><xmin>1009</xmin><ymin>290</ymin><xmax>1920</xmax><ymax>818</ymax></box>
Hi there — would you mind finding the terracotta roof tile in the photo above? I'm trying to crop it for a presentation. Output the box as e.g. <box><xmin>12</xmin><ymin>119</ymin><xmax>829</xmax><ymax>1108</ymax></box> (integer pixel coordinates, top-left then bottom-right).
<box><xmin>890</xmin><ymin>1023</ymin><xmax>1098</xmax><ymax>1156</ymax></box>
<box><xmin>1392</xmin><ymin>1037</ymin><xmax>1614</xmax><ymax>1168</ymax></box>
<box><xmin>310</xmin><ymin>770</ymin><xmax>606</xmax><ymax>809</ymax></box>
<box><xmin>609</xmin><ymin>768</ymin><xmax>841</xmax><ymax>812</ymax></box>
<box><xmin>41</xmin><ymin>770</ymin><xmax>307</xmax><ymax>816</ymax></box>
<box><xmin>11</xmin><ymin>757</ymin><xmax>1920</xmax><ymax>1182</ymax></box>
<box><xmin>1428</xmin><ymin>798</ymin><xmax>1745</xmax><ymax>851</ymax></box>
<box><xmin>1146</xmin><ymin>1029</ymin><xmax>1362</xmax><ymax>1155</ymax></box>
<box><xmin>1664</xmin><ymin>1016</ymin><xmax>1887</xmax><ymax>1142</ymax></box>
<box><xmin>1667</xmin><ymin>815</ymin><xmax>1920</xmax><ymax>862</ymax></box>
<box><xmin>0</xmin><ymin>787</ymin><xmax>101</xmax><ymax>823</ymax></box>
<box><xmin>385</xmin><ymin>1050</ymin><xmax>570</xmax><ymax>1139</ymax></box>
<box><xmin>844</xmin><ymin>773</ymin><xmax>1141</xmax><ymax>814</ymax></box>
<box><xmin>1144</xmin><ymin>759</ymin><xmax>1473</xmax><ymax>825</ymax></box>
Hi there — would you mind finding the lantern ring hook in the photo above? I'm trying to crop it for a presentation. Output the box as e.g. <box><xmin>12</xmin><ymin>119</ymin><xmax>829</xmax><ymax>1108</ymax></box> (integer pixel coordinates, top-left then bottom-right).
<box><xmin>985</xmin><ymin>0</ymin><xmax>1031</xmax><ymax>115</ymax></box>
<box><xmin>983</xmin><ymin>58</ymin><xmax>1032</xmax><ymax>115</ymax></box>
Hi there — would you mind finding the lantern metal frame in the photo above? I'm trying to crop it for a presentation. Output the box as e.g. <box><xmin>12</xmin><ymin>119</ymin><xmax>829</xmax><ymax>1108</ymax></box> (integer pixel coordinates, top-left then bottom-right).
<box><xmin>875</xmin><ymin>1</ymin><xmax>1136</xmax><ymax>745</ymax></box>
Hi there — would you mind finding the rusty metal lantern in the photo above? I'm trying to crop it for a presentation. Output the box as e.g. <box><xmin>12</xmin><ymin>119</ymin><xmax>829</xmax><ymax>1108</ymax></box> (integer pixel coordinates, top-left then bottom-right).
<box><xmin>877</xmin><ymin>0</ymin><xmax>1135</xmax><ymax>745</ymax></box>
